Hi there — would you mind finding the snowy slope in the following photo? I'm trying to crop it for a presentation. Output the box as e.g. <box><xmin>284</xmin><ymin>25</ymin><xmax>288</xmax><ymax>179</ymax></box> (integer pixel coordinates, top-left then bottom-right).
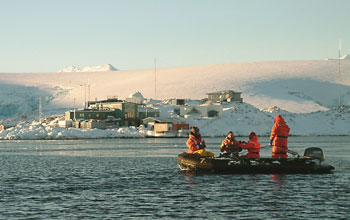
<box><xmin>0</xmin><ymin>59</ymin><xmax>350</xmax><ymax>138</ymax></box>
<box><xmin>1</xmin><ymin>60</ymin><xmax>349</xmax><ymax>114</ymax></box>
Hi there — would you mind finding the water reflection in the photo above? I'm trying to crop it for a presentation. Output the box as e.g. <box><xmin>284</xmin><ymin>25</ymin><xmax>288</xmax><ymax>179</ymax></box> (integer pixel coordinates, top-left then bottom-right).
<box><xmin>270</xmin><ymin>174</ymin><xmax>285</xmax><ymax>189</ymax></box>
<box><xmin>185</xmin><ymin>174</ymin><xmax>196</xmax><ymax>188</ymax></box>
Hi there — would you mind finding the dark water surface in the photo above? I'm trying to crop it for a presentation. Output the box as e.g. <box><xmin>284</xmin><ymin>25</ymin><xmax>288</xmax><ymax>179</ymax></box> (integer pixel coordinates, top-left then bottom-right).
<box><xmin>0</xmin><ymin>136</ymin><xmax>349</xmax><ymax>219</ymax></box>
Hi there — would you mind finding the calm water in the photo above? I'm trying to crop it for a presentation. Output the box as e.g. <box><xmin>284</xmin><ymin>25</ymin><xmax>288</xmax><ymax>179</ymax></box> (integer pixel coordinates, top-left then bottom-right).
<box><xmin>0</xmin><ymin>136</ymin><xmax>349</xmax><ymax>219</ymax></box>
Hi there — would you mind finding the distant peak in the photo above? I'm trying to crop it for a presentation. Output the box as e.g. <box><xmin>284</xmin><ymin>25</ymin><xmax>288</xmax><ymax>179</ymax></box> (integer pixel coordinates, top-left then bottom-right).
<box><xmin>341</xmin><ymin>54</ymin><xmax>350</xmax><ymax>60</ymax></box>
<box><xmin>58</xmin><ymin>64</ymin><xmax>118</xmax><ymax>72</ymax></box>
<box><xmin>325</xmin><ymin>54</ymin><xmax>350</xmax><ymax>61</ymax></box>
<box><xmin>58</xmin><ymin>66</ymin><xmax>81</xmax><ymax>72</ymax></box>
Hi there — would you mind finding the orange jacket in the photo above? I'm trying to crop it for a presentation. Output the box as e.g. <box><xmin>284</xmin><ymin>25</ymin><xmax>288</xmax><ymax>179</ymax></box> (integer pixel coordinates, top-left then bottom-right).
<box><xmin>270</xmin><ymin>115</ymin><xmax>290</xmax><ymax>154</ymax></box>
<box><xmin>240</xmin><ymin>136</ymin><xmax>260</xmax><ymax>158</ymax></box>
<box><xmin>186</xmin><ymin>134</ymin><xmax>205</xmax><ymax>154</ymax></box>
<box><xmin>220</xmin><ymin>138</ymin><xmax>240</xmax><ymax>154</ymax></box>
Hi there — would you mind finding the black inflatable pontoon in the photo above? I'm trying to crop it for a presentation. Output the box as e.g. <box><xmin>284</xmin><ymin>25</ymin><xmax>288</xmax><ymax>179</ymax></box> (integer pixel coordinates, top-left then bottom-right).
<box><xmin>177</xmin><ymin>147</ymin><xmax>334</xmax><ymax>174</ymax></box>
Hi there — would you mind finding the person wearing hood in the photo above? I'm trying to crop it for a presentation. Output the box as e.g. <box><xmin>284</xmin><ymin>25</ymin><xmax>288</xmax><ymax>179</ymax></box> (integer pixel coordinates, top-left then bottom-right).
<box><xmin>186</xmin><ymin>126</ymin><xmax>214</xmax><ymax>157</ymax></box>
<box><xmin>270</xmin><ymin>115</ymin><xmax>290</xmax><ymax>158</ymax></box>
<box><xmin>220</xmin><ymin>131</ymin><xmax>241</xmax><ymax>157</ymax></box>
<box><xmin>240</xmin><ymin>132</ymin><xmax>260</xmax><ymax>158</ymax></box>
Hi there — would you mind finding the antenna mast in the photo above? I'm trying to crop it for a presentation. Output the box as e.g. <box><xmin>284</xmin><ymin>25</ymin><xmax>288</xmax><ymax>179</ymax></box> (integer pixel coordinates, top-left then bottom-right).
<box><xmin>154</xmin><ymin>57</ymin><xmax>157</xmax><ymax>100</ymax></box>
<box><xmin>88</xmin><ymin>79</ymin><xmax>91</xmax><ymax>104</ymax></box>
<box><xmin>84</xmin><ymin>83</ymin><xmax>87</xmax><ymax>109</ymax></box>
<box><xmin>39</xmin><ymin>96</ymin><xmax>43</xmax><ymax>122</ymax></box>
<box><xmin>338</xmin><ymin>40</ymin><xmax>342</xmax><ymax>107</ymax></box>
<box><xmin>73</xmin><ymin>98</ymin><xmax>76</xmax><ymax>121</ymax></box>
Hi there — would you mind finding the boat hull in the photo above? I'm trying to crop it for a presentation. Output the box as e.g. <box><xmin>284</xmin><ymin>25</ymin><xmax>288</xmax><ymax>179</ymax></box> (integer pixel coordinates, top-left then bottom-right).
<box><xmin>177</xmin><ymin>152</ymin><xmax>335</xmax><ymax>174</ymax></box>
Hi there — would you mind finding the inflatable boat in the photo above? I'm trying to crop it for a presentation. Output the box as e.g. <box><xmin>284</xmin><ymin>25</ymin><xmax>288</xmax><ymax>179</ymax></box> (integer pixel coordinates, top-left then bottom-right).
<box><xmin>177</xmin><ymin>147</ymin><xmax>334</xmax><ymax>174</ymax></box>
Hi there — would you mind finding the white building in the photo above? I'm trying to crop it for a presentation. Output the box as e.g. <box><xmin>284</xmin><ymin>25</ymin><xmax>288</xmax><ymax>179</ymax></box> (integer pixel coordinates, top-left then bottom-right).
<box><xmin>125</xmin><ymin>91</ymin><xmax>145</xmax><ymax>104</ymax></box>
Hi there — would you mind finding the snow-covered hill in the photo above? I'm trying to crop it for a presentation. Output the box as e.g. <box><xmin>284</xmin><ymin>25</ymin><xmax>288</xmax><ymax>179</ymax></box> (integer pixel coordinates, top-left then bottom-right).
<box><xmin>1</xmin><ymin>60</ymin><xmax>349</xmax><ymax>113</ymax></box>
<box><xmin>58</xmin><ymin>64</ymin><xmax>118</xmax><ymax>72</ymax></box>
<box><xmin>0</xmin><ymin>59</ymin><xmax>350</xmax><ymax>137</ymax></box>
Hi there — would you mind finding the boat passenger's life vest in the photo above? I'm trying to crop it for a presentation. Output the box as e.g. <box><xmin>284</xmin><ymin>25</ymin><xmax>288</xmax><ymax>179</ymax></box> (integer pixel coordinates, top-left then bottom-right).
<box><xmin>186</xmin><ymin>134</ymin><xmax>213</xmax><ymax>157</ymax></box>
<box><xmin>240</xmin><ymin>135</ymin><xmax>260</xmax><ymax>158</ymax></box>
<box><xmin>270</xmin><ymin>115</ymin><xmax>290</xmax><ymax>158</ymax></box>
<box><xmin>220</xmin><ymin>138</ymin><xmax>241</xmax><ymax>155</ymax></box>
<box><xmin>186</xmin><ymin>134</ymin><xmax>203</xmax><ymax>154</ymax></box>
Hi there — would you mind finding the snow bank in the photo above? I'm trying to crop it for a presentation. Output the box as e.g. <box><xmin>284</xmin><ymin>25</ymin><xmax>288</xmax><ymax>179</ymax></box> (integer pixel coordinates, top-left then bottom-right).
<box><xmin>1</xmin><ymin>102</ymin><xmax>350</xmax><ymax>140</ymax></box>
<box><xmin>154</xmin><ymin>102</ymin><xmax>350</xmax><ymax>137</ymax></box>
<box><xmin>0</xmin><ymin>122</ymin><xmax>144</xmax><ymax>140</ymax></box>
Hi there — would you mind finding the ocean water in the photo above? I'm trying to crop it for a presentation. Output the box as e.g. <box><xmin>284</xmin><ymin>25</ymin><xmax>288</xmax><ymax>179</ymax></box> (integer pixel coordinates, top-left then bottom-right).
<box><xmin>0</xmin><ymin>136</ymin><xmax>349</xmax><ymax>219</ymax></box>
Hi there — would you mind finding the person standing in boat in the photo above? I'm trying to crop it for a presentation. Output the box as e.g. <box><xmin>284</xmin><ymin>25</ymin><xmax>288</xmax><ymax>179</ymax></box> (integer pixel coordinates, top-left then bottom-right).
<box><xmin>240</xmin><ymin>132</ymin><xmax>260</xmax><ymax>158</ymax></box>
<box><xmin>186</xmin><ymin>126</ymin><xmax>214</xmax><ymax>157</ymax></box>
<box><xmin>270</xmin><ymin>115</ymin><xmax>290</xmax><ymax>158</ymax></box>
<box><xmin>220</xmin><ymin>131</ymin><xmax>241</xmax><ymax>157</ymax></box>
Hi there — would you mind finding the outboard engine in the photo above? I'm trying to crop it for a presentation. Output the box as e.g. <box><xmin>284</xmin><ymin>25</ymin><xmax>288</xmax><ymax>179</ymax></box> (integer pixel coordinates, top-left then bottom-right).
<box><xmin>304</xmin><ymin>147</ymin><xmax>325</xmax><ymax>161</ymax></box>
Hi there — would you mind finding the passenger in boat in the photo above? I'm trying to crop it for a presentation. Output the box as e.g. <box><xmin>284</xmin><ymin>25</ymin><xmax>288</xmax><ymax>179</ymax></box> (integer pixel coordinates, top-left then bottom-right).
<box><xmin>186</xmin><ymin>126</ymin><xmax>214</xmax><ymax>157</ymax></box>
<box><xmin>240</xmin><ymin>132</ymin><xmax>260</xmax><ymax>158</ymax></box>
<box><xmin>270</xmin><ymin>115</ymin><xmax>290</xmax><ymax>159</ymax></box>
<box><xmin>220</xmin><ymin>131</ymin><xmax>241</xmax><ymax>157</ymax></box>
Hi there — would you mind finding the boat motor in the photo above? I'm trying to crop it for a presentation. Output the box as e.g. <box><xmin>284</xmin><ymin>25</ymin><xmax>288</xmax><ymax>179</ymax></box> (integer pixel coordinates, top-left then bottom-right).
<box><xmin>304</xmin><ymin>147</ymin><xmax>325</xmax><ymax>161</ymax></box>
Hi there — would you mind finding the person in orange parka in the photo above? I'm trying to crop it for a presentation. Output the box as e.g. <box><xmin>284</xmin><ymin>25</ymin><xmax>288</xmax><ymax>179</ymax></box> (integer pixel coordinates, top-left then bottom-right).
<box><xmin>270</xmin><ymin>115</ymin><xmax>290</xmax><ymax>158</ymax></box>
<box><xmin>220</xmin><ymin>131</ymin><xmax>241</xmax><ymax>157</ymax></box>
<box><xmin>240</xmin><ymin>132</ymin><xmax>260</xmax><ymax>158</ymax></box>
<box><xmin>186</xmin><ymin>126</ymin><xmax>214</xmax><ymax>157</ymax></box>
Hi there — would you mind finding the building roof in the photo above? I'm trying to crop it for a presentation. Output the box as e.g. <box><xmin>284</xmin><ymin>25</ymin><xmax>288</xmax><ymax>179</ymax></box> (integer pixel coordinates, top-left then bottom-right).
<box><xmin>206</xmin><ymin>90</ymin><xmax>242</xmax><ymax>95</ymax></box>
<box><xmin>68</xmin><ymin>109</ymin><xmax>115</xmax><ymax>113</ymax></box>
<box><xmin>143</xmin><ymin>117</ymin><xmax>187</xmax><ymax>124</ymax></box>
<box><xmin>138</xmin><ymin>106</ymin><xmax>159</xmax><ymax>112</ymax></box>
<box><xmin>88</xmin><ymin>98</ymin><xmax>123</xmax><ymax>105</ymax></box>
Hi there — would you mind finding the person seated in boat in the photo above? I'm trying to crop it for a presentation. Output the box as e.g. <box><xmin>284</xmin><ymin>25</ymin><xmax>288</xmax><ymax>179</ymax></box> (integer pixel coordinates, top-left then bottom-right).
<box><xmin>220</xmin><ymin>131</ymin><xmax>241</xmax><ymax>157</ymax></box>
<box><xmin>270</xmin><ymin>115</ymin><xmax>290</xmax><ymax>159</ymax></box>
<box><xmin>240</xmin><ymin>132</ymin><xmax>260</xmax><ymax>158</ymax></box>
<box><xmin>186</xmin><ymin>126</ymin><xmax>214</xmax><ymax>157</ymax></box>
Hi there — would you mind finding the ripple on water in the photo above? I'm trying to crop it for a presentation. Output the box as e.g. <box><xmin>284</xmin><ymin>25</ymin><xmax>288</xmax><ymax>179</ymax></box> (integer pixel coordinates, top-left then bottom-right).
<box><xmin>0</xmin><ymin>139</ymin><xmax>350</xmax><ymax>219</ymax></box>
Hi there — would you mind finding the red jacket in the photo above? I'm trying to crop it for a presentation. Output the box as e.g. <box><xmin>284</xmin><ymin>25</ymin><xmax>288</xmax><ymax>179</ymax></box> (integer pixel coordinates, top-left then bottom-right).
<box><xmin>270</xmin><ymin>115</ymin><xmax>290</xmax><ymax>158</ymax></box>
<box><xmin>186</xmin><ymin>134</ymin><xmax>205</xmax><ymax>154</ymax></box>
<box><xmin>240</xmin><ymin>136</ymin><xmax>260</xmax><ymax>158</ymax></box>
<box><xmin>220</xmin><ymin>138</ymin><xmax>240</xmax><ymax>154</ymax></box>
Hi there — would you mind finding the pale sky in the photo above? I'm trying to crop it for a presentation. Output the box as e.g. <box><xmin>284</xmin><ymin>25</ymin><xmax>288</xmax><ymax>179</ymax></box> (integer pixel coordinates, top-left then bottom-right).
<box><xmin>0</xmin><ymin>0</ymin><xmax>349</xmax><ymax>72</ymax></box>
